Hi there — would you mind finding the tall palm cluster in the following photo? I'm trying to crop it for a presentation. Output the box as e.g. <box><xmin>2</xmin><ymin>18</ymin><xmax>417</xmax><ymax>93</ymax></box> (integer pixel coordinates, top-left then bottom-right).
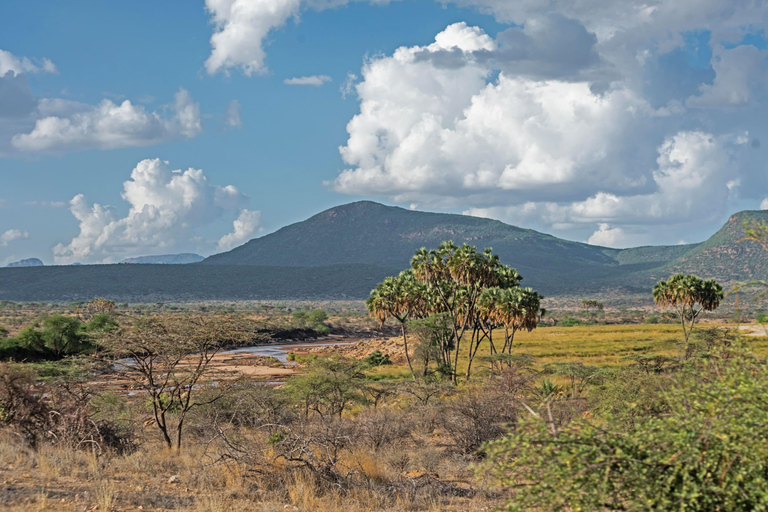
<box><xmin>652</xmin><ymin>273</ymin><xmax>724</xmax><ymax>343</ymax></box>
<box><xmin>366</xmin><ymin>241</ymin><xmax>544</xmax><ymax>383</ymax></box>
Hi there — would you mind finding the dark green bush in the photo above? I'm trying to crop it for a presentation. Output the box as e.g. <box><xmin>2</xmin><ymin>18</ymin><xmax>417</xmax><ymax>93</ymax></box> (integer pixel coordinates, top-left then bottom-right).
<box><xmin>363</xmin><ymin>350</ymin><xmax>392</xmax><ymax>367</ymax></box>
<box><xmin>482</xmin><ymin>349</ymin><xmax>768</xmax><ymax>511</ymax></box>
<box><xmin>559</xmin><ymin>317</ymin><xmax>584</xmax><ymax>327</ymax></box>
<box><xmin>644</xmin><ymin>314</ymin><xmax>660</xmax><ymax>324</ymax></box>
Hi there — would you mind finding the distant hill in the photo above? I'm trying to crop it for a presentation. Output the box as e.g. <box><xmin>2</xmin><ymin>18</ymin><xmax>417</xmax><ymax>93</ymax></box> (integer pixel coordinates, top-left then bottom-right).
<box><xmin>204</xmin><ymin>201</ymin><xmax>756</xmax><ymax>295</ymax></box>
<box><xmin>204</xmin><ymin>201</ymin><xmax>621</xmax><ymax>269</ymax></box>
<box><xmin>7</xmin><ymin>258</ymin><xmax>44</xmax><ymax>268</ymax></box>
<box><xmin>0</xmin><ymin>264</ymin><xmax>397</xmax><ymax>302</ymax></box>
<box><xmin>659</xmin><ymin>211</ymin><xmax>768</xmax><ymax>282</ymax></box>
<box><xmin>0</xmin><ymin>202</ymin><xmax>766</xmax><ymax>302</ymax></box>
<box><xmin>121</xmin><ymin>253</ymin><xmax>204</xmax><ymax>264</ymax></box>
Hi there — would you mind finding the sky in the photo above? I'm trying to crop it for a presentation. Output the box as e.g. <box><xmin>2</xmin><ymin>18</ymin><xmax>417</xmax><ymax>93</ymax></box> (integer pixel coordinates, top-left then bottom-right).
<box><xmin>1</xmin><ymin>0</ymin><xmax>768</xmax><ymax>265</ymax></box>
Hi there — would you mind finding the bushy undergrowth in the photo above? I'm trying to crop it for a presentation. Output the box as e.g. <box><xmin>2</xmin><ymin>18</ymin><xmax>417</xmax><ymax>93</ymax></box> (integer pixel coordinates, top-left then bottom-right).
<box><xmin>2</xmin><ymin>307</ymin><xmax>768</xmax><ymax>510</ymax></box>
<box><xmin>0</xmin><ymin>313</ymin><xmax>117</xmax><ymax>361</ymax></box>
<box><xmin>482</xmin><ymin>343</ymin><xmax>768</xmax><ymax>511</ymax></box>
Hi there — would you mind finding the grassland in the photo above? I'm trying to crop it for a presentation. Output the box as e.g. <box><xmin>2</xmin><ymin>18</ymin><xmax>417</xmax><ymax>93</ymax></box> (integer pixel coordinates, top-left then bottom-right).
<box><xmin>2</xmin><ymin>300</ymin><xmax>767</xmax><ymax>511</ymax></box>
<box><xmin>359</xmin><ymin>322</ymin><xmax>768</xmax><ymax>383</ymax></box>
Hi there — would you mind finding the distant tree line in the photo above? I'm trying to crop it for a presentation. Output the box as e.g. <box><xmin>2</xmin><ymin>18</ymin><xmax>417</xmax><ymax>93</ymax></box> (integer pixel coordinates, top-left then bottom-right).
<box><xmin>0</xmin><ymin>298</ymin><xmax>118</xmax><ymax>360</ymax></box>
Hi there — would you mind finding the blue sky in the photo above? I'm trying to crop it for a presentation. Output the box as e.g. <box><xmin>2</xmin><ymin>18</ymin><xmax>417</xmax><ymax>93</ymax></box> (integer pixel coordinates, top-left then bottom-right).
<box><xmin>1</xmin><ymin>0</ymin><xmax>768</xmax><ymax>264</ymax></box>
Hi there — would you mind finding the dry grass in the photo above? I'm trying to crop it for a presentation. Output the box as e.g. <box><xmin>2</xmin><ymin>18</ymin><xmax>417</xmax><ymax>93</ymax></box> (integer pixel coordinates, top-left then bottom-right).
<box><xmin>7</xmin><ymin>321</ymin><xmax>759</xmax><ymax>510</ymax></box>
<box><xmin>0</xmin><ymin>429</ymin><xmax>497</xmax><ymax>511</ymax></box>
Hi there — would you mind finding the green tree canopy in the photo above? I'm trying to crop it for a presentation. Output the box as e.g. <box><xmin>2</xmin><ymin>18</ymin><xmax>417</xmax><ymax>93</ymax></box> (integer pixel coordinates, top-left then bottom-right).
<box><xmin>367</xmin><ymin>241</ymin><xmax>542</xmax><ymax>383</ymax></box>
<box><xmin>40</xmin><ymin>315</ymin><xmax>89</xmax><ymax>357</ymax></box>
<box><xmin>653</xmin><ymin>273</ymin><xmax>723</xmax><ymax>343</ymax></box>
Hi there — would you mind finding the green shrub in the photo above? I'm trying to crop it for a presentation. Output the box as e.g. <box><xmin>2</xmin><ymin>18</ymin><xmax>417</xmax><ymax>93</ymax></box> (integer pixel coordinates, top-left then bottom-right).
<box><xmin>85</xmin><ymin>313</ymin><xmax>118</xmax><ymax>333</ymax></box>
<box><xmin>757</xmin><ymin>313</ymin><xmax>768</xmax><ymax>323</ymax></box>
<box><xmin>644</xmin><ymin>314</ymin><xmax>660</xmax><ymax>324</ymax></box>
<box><xmin>268</xmin><ymin>428</ymin><xmax>287</xmax><ymax>445</ymax></box>
<box><xmin>307</xmin><ymin>309</ymin><xmax>329</xmax><ymax>325</ymax></box>
<box><xmin>482</xmin><ymin>349</ymin><xmax>768</xmax><ymax>511</ymax></box>
<box><xmin>363</xmin><ymin>350</ymin><xmax>392</xmax><ymax>367</ymax></box>
<box><xmin>0</xmin><ymin>337</ymin><xmax>42</xmax><ymax>361</ymax></box>
<box><xmin>559</xmin><ymin>317</ymin><xmax>584</xmax><ymax>327</ymax></box>
<box><xmin>284</xmin><ymin>356</ymin><xmax>367</xmax><ymax>417</ymax></box>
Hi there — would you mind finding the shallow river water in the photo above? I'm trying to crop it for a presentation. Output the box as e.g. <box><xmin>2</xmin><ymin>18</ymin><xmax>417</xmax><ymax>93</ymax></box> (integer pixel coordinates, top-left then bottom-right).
<box><xmin>218</xmin><ymin>339</ymin><xmax>358</xmax><ymax>364</ymax></box>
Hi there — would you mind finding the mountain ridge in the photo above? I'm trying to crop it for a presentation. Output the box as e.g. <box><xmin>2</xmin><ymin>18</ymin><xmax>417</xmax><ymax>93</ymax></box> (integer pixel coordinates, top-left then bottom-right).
<box><xmin>203</xmin><ymin>201</ymin><xmax>723</xmax><ymax>272</ymax></box>
<box><xmin>1</xmin><ymin>202</ymin><xmax>766</xmax><ymax>302</ymax></box>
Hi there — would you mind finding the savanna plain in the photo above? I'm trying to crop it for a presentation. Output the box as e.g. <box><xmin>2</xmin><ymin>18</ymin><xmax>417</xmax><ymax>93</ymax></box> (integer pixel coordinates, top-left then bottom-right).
<box><xmin>2</xmin><ymin>261</ymin><xmax>768</xmax><ymax>511</ymax></box>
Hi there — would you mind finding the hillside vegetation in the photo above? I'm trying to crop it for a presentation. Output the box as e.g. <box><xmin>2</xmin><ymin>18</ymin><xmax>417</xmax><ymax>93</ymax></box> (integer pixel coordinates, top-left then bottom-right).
<box><xmin>1</xmin><ymin>203</ymin><xmax>767</xmax><ymax>302</ymax></box>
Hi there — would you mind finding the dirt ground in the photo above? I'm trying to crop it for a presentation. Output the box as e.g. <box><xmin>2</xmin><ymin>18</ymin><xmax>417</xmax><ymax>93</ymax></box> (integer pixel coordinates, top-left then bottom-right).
<box><xmin>86</xmin><ymin>336</ymin><xmax>403</xmax><ymax>395</ymax></box>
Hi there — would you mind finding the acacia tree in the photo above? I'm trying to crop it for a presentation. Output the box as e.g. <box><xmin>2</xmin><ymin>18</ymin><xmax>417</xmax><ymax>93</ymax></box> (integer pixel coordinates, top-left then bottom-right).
<box><xmin>101</xmin><ymin>314</ymin><xmax>252</xmax><ymax>451</ymax></box>
<box><xmin>653</xmin><ymin>273</ymin><xmax>723</xmax><ymax>344</ymax></box>
<box><xmin>41</xmin><ymin>315</ymin><xmax>89</xmax><ymax>357</ymax></box>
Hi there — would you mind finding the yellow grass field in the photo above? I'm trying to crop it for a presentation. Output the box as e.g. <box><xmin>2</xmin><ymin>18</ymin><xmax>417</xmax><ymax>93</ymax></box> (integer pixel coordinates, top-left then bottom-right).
<box><xmin>366</xmin><ymin>322</ymin><xmax>768</xmax><ymax>380</ymax></box>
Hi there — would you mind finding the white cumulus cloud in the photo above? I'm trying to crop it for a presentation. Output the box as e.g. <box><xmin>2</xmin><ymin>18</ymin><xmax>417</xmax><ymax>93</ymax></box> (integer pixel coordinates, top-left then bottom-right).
<box><xmin>53</xmin><ymin>159</ymin><xmax>256</xmax><ymax>264</ymax></box>
<box><xmin>587</xmin><ymin>224</ymin><xmax>633</xmax><ymax>248</ymax></box>
<box><xmin>332</xmin><ymin>23</ymin><xmax>651</xmax><ymax>205</ymax></box>
<box><xmin>0</xmin><ymin>229</ymin><xmax>29</xmax><ymax>247</ymax></box>
<box><xmin>11</xmin><ymin>89</ymin><xmax>201</xmax><ymax>152</ymax></box>
<box><xmin>688</xmin><ymin>44</ymin><xmax>768</xmax><ymax>107</ymax></box>
<box><xmin>284</xmin><ymin>75</ymin><xmax>332</xmax><ymax>86</ymax></box>
<box><xmin>205</xmin><ymin>0</ymin><xmax>304</xmax><ymax>75</ymax></box>
<box><xmin>204</xmin><ymin>0</ymin><xmax>402</xmax><ymax>75</ymax></box>
<box><xmin>466</xmin><ymin>131</ymin><xmax>742</xmax><ymax>239</ymax></box>
<box><xmin>217</xmin><ymin>209</ymin><xmax>261</xmax><ymax>251</ymax></box>
<box><xmin>0</xmin><ymin>49</ymin><xmax>56</xmax><ymax>76</ymax></box>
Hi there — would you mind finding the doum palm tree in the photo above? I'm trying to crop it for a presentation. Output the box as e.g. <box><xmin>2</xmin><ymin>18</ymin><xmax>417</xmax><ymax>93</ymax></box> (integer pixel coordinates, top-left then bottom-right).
<box><xmin>368</xmin><ymin>241</ymin><xmax>544</xmax><ymax>384</ymax></box>
<box><xmin>366</xmin><ymin>270</ymin><xmax>423</xmax><ymax>380</ymax></box>
<box><xmin>478</xmin><ymin>286</ymin><xmax>544</xmax><ymax>369</ymax></box>
<box><xmin>653</xmin><ymin>273</ymin><xmax>723</xmax><ymax>344</ymax></box>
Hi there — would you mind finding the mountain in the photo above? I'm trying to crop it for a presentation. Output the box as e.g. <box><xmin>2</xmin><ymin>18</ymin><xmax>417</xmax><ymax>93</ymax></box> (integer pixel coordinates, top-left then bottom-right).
<box><xmin>644</xmin><ymin>210</ymin><xmax>768</xmax><ymax>283</ymax></box>
<box><xmin>203</xmin><ymin>201</ymin><xmax>737</xmax><ymax>295</ymax></box>
<box><xmin>7</xmin><ymin>258</ymin><xmax>44</xmax><ymax>268</ymax></box>
<box><xmin>203</xmin><ymin>202</ymin><xmax>768</xmax><ymax>295</ymax></box>
<box><xmin>203</xmin><ymin>201</ymin><xmax>620</xmax><ymax>269</ymax></box>
<box><xmin>1</xmin><ymin>203</ymin><xmax>766</xmax><ymax>302</ymax></box>
<box><xmin>121</xmin><ymin>253</ymin><xmax>204</xmax><ymax>264</ymax></box>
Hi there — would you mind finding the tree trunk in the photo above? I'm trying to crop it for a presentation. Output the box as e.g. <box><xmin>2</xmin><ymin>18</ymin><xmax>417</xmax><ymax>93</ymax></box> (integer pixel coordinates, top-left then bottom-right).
<box><xmin>465</xmin><ymin>329</ymin><xmax>477</xmax><ymax>381</ymax></box>
<box><xmin>488</xmin><ymin>326</ymin><xmax>497</xmax><ymax>373</ymax></box>
<box><xmin>400</xmin><ymin>322</ymin><xmax>416</xmax><ymax>381</ymax></box>
<box><xmin>506</xmin><ymin>327</ymin><xmax>517</xmax><ymax>367</ymax></box>
<box><xmin>452</xmin><ymin>333</ymin><xmax>460</xmax><ymax>385</ymax></box>
<box><xmin>175</xmin><ymin>416</ymin><xmax>184</xmax><ymax>452</ymax></box>
<box><xmin>156</xmin><ymin>409</ymin><xmax>172</xmax><ymax>450</ymax></box>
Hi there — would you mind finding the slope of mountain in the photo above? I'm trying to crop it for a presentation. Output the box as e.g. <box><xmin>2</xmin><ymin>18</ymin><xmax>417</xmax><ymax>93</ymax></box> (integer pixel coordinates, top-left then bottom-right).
<box><xmin>202</xmin><ymin>201</ymin><xmax>702</xmax><ymax>294</ymax></box>
<box><xmin>121</xmin><ymin>253</ymin><xmax>204</xmax><ymax>264</ymax></box>
<box><xmin>7</xmin><ymin>258</ymin><xmax>44</xmax><ymax>268</ymax></box>
<box><xmin>659</xmin><ymin>210</ymin><xmax>768</xmax><ymax>282</ymax></box>
<box><xmin>1</xmin><ymin>203</ymin><xmax>766</xmax><ymax>302</ymax></box>
<box><xmin>203</xmin><ymin>201</ymin><xmax>622</xmax><ymax>269</ymax></box>
<box><xmin>0</xmin><ymin>264</ymin><xmax>398</xmax><ymax>302</ymax></box>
